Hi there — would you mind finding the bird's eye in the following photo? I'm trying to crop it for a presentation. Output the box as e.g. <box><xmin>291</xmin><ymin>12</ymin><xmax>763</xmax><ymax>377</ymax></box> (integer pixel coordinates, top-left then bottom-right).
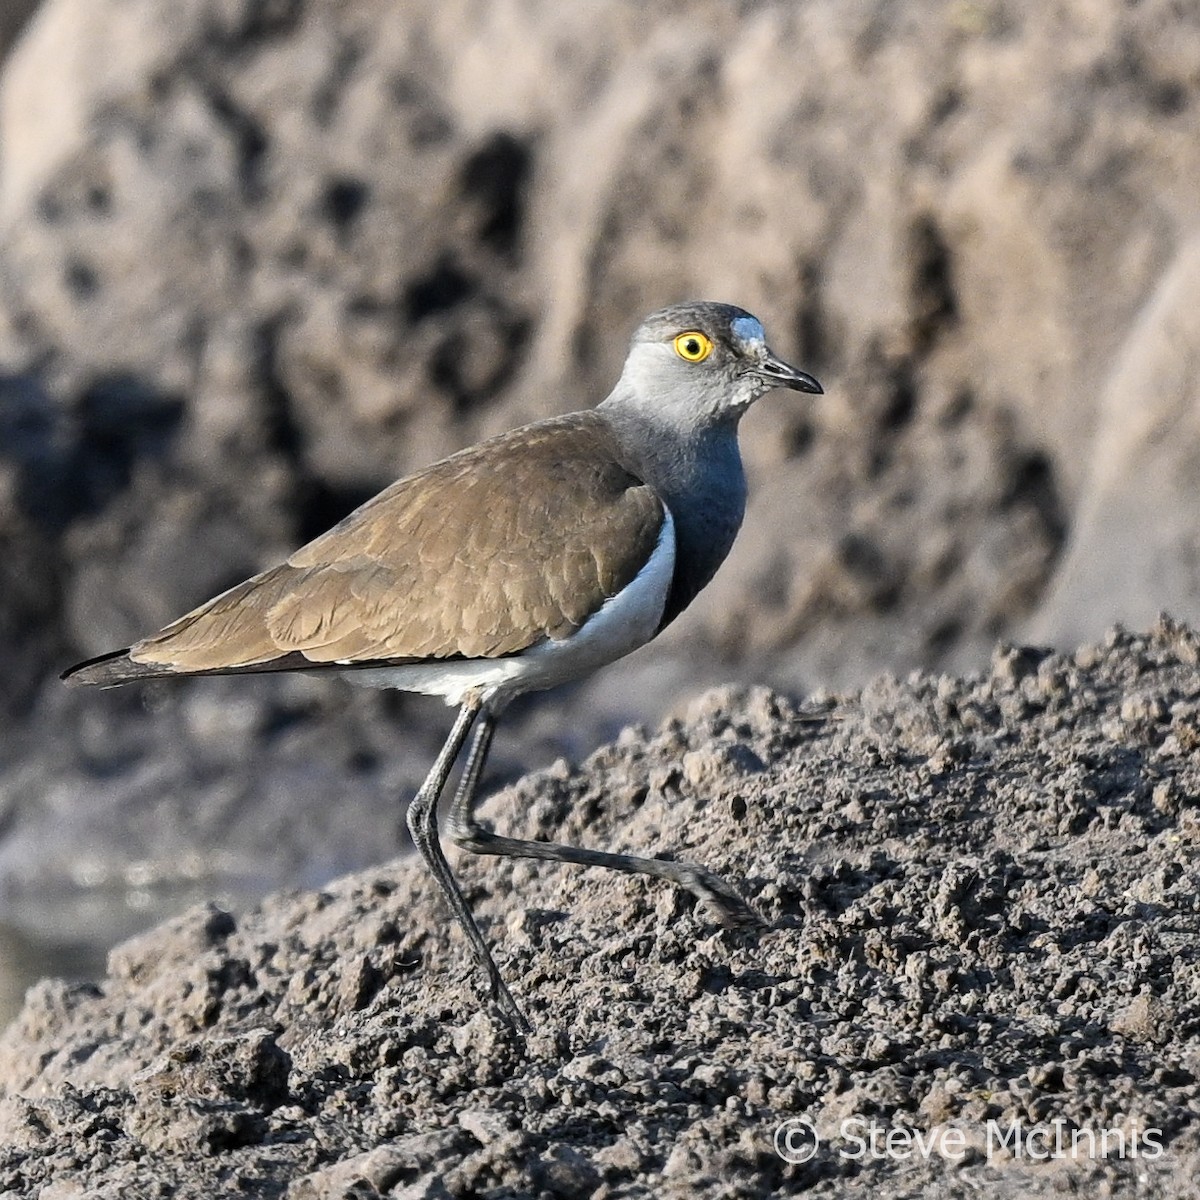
<box><xmin>673</xmin><ymin>331</ymin><xmax>714</xmax><ymax>362</ymax></box>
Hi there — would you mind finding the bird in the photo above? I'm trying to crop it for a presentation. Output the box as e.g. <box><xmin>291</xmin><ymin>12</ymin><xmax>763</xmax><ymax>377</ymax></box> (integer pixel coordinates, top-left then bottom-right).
<box><xmin>63</xmin><ymin>301</ymin><xmax>823</xmax><ymax>1031</ymax></box>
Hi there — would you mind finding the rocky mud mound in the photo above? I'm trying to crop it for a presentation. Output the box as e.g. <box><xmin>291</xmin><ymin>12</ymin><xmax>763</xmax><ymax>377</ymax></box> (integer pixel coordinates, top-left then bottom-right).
<box><xmin>2</xmin><ymin>620</ymin><xmax>1199</xmax><ymax>1198</ymax></box>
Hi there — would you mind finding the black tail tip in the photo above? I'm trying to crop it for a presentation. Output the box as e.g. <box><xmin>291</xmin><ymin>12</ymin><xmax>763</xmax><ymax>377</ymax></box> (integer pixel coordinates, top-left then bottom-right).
<box><xmin>61</xmin><ymin>648</ymin><xmax>140</xmax><ymax>687</ymax></box>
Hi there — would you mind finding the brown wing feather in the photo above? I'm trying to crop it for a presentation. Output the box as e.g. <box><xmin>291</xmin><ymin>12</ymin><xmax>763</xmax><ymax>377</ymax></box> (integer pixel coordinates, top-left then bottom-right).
<box><xmin>127</xmin><ymin>414</ymin><xmax>665</xmax><ymax>673</ymax></box>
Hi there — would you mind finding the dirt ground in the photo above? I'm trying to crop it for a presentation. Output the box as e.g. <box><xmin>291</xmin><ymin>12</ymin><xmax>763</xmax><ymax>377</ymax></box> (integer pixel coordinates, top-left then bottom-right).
<box><xmin>1</xmin><ymin>618</ymin><xmax>1196</xmax><ymax>1198</ymax></box>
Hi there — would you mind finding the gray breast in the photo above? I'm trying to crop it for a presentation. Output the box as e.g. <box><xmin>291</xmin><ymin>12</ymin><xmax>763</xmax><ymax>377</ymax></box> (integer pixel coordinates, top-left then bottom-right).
<box><xmin>604</xmin><ymin>420</ymin><xmax>747</xmax><ymax>631</ymax></box>
<box><xmin>657</xmin><ymin>451</ymin><xmax>747</xmax><ymax>629</ymax></box>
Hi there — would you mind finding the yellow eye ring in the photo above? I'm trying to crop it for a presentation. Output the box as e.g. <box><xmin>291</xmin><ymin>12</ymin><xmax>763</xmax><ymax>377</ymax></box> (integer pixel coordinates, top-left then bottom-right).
<box><xmin>673</xmin><ymin>331</ymin><xmax>714</xmax><ymax>362</ymax></box>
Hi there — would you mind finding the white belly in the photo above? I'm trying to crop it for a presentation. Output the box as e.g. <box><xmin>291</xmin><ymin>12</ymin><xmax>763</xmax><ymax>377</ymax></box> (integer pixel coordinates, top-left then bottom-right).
<box><xmin>345</xmin><ymin>508</ymin><xmax>676</xmax><ymax>711</ymax></box>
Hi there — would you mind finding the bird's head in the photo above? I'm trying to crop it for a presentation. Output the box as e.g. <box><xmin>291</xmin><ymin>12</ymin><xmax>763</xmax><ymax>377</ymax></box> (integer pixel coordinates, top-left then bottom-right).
<box><xmin>608</xmin><ymin>301</ymin><xmax>822</xmax><ymax>430</ymax></box>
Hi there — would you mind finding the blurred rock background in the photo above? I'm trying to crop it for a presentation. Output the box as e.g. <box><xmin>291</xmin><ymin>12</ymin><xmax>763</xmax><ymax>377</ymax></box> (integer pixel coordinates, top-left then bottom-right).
<box><xmin>1</xmin><ymin>0</ymin><xmax>1198</xmax><ymax>1012</ymax></box>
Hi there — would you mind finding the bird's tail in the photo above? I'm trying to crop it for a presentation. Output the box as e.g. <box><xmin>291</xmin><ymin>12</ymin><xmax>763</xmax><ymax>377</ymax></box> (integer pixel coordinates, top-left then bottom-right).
<box><xmin>60</xmin><ymin>649</ymin><xmax>180</xmax><ymax>687</ymax></box>
<box><xmin>61</xmin><ymin>646</ymin><xmax>342</xmax><ymax>686</ymax></box>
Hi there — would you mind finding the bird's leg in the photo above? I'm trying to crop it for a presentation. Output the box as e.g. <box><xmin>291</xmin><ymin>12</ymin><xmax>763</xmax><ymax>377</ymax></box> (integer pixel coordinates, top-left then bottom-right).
<box><xmin>405</xmin><ymin>696</ymin><xmax>529</xmax><ymax>1032</ymax></box>
<box><xmin>447</xmin><ymin>711</ymin><xmax>766</xmax><ymax>930</ymax></box>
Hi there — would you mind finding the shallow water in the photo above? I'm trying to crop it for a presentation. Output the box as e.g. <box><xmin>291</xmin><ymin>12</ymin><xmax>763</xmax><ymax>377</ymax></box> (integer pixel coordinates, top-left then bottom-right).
<box><xmin>0</xmin><ymin>922</ymin><xmax>109</xmax><ymax>1029</ymax></box>
<box><xmin>0</xmin><ymin>878</ymin><xmax>262</xmax><ymax>1031</ymax></box>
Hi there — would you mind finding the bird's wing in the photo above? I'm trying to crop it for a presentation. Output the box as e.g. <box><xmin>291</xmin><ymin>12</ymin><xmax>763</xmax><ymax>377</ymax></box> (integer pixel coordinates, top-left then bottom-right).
<box><xmin>121</xmin><ymin>416</ymin><xmax>666</xmax><ymax>674</ymax></box>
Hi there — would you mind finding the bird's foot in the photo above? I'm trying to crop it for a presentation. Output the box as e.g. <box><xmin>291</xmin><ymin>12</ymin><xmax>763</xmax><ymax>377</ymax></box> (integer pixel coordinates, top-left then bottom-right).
<box><xmin>488</xmin><ymin>971</ymin><xmax>532</xmax><ymax>1035</ymax></box>
<box><xmin>679</xmin><ymin>864</ymin><xmax>770</xmax><ymax>931</ymax></box>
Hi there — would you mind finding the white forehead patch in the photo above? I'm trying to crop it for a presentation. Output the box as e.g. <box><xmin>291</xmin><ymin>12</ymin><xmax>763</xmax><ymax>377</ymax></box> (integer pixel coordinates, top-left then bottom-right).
<box><xmin>730</xmin><ymin>315</ymin><xmax>765</xmax><ymax>347</ymax></box>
